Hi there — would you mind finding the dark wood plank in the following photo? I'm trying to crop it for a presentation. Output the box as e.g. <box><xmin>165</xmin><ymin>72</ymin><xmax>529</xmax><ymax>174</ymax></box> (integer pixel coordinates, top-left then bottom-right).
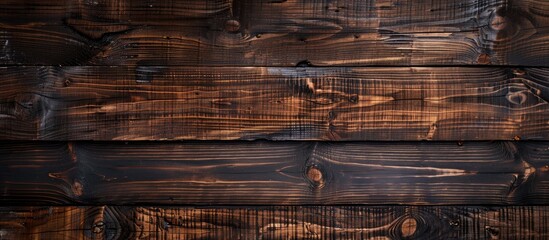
<box><xmin>1</xmin><ymin>66</ymin><xmax>549</xmax><ymax>140</ymax></box>
<box><xmin>1</xmin><ymin>205</ymin><xmax>548</xmax><ymax>239</ymax></box>
<box><xmin>1</xmin><ymin>141</ymin><xmax>547</xmax><ymax>205</ymax></box>
<box><xmin>0</xmin><ymin>0</ymin><xmax>231</xmax><ymax>24</ymax></box>
<box><xmin>1</xmin><ymin>0</ymin><xmax>548</xmax><ymax>66</ymax></box>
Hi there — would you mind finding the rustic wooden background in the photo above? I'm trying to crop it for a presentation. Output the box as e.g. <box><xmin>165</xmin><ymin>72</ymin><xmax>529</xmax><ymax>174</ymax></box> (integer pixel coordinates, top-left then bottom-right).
<box><xmin>1</xmin><ymin>0</ymin><xmax>549</xmax><ymax>239</ymax></box>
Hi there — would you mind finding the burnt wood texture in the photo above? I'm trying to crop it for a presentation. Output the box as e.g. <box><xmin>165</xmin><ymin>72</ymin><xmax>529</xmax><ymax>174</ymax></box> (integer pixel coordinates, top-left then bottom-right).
<box><xmin>0</xmin><ymin>141</ymin><xmax>547</xmax><ymax>205</ymax></box>
<box><xmin>1</xmin><ymin>67</ymin><xmax>549</xmax><ymax>140</ymax></box>
<box><xmin>0</xmin><ymin>0</ymin><xmax>548</xmax><ymax>66</ymax></box>
<box><xmin>2</xmin><ymin>0</ymin><xmax>549</xmax><ymax>239</ymax></box>
<box><xmin>1</xmin><ymin>206</ymin><xmax>548</xmax><ymax>240</ymax></box>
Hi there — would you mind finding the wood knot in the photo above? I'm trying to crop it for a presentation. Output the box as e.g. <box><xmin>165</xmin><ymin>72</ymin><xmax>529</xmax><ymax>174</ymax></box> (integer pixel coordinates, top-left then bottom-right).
<box><xmin>506</xmin><ymin>91</ymin><xmax>527</xmax><ymax>105</ymax></box>
<box><xmin>401</xmin><ymin>217</ymin><xmax>417</xmax><ymax>238</ymax></box>
<box><xmin>306</xmin><ymin>166</ymin><xmax>324</xmax><ymax>187</ymax></box>
<box><xmin>477</xmin><ymin>53</ymin><xmax>491</xmax><ymax>64</ymax></box>
<box><xmin>349</xmin><ymin>95</ymin><xmax>359</xmax><ymax>103</ymax></box>
<box><xmin>307</xmin><ymin>167</ymin><xmax>322</xmax><ymax>182</ymax></box>
<box><xmin>485</xmin><ymin>226</ymin><xmax>500</xmax><ymax>238</ymax></box>
<box><xmin>491</xmin><ymin>14</ymin><xmax>507</xmax><ymax>31</ymax></box>
<box><xmin>225</xmin><ymin>19</ymin><xmax>241</xmax><ymax>33</ymax></box>
<box><xmin>92</xmin><ymin>221</ymin><xmax>104</xmax><ymax>234</ymax></box>
<box><xmin>72</xmin><ymin>180</ymin><xmax>83</xmax><ymax>197</ymax></box>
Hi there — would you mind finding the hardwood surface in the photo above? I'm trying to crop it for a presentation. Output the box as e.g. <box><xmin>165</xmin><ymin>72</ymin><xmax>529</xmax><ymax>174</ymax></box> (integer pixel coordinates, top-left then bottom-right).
<box><xmin>2</xmin><ymin>1</ymin><xmax>549</xmax><ymax>239</ymax></box>
<box><xmin>1</xmin><ymin>141</ymin><xmax>547</xmax><ymax>205</ymax></box>
<box><xmin>1</xmin><ymin>206</ymin><xmax>548</xmax><ymax>239</ymax></box>
<box><xmin>1</xmin><ymin>0</ymin><xmax>548</xmax><ymax>66</ymax></box>
<box><xmin>1</xmin><ymin>67</ymin><xmax>549</xmax><ymax>140</ymax></box>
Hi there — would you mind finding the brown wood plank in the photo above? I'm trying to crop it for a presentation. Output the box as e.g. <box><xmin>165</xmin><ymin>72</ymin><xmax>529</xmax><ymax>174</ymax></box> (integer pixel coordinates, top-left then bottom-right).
<box><xmin>0</xmin><ymin>0</ymin><xmax>231</xmax><ymax>24</ymax></box>
<box><xmin>1</xmin><ymin>0</ymin><xmax>548</xmax><ymax>66</ymax></box>
<box><xmin>1</xmin><ymin>66</ymin><xmax>549</xmax><ymax>140</ymax></box>
<box><xmin>1</xmin><ymin>141</ymin><xmax>548</xmax><ymax>205</ymax></box>
<box><xmin>1</xmin><ymin>205</ymin><xmax>548</xmax><ymax>239</ymax></box>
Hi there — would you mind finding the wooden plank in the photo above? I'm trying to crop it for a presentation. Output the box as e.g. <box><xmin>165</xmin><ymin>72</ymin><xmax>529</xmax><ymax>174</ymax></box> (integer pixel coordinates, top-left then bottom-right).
<box><xmin>1</xmin><ymin>66</ymin><xmax>549</xmax><ymax>140</ymax></box>
<box><xmin>1</xmin><ymin>206</ymin><xmax>548</xmax><ymax>239</ymax></box>
<box><xmin>1</xmin><ymin>141</ymin><xmax>547</xmax><ymax>205</ymax></box>
<box><xmin>0</xmin><ymin>0</ymin><xmax>231</xmax><ymax>24</ymax></box>
<box><xmin>1</xmin><ymin>0</ymin><xmax>548</xmax><ymax>66</ymax></box>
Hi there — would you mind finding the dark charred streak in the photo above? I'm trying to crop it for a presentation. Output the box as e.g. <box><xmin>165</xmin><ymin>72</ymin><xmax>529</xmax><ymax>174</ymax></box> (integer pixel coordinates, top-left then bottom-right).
<box><xmin>135</xmin><ymin>66</ymin><xmax>167</xmax><ymax>84</ymax></box>
<box><xmin>61</xmin><ymin>18</ymin><xmax>135</xmax><ymax>64</ymax></box>
<box><xmin>63</xmin><ymin>18</ymin><xmax>132</xmax><ymax>41</ymax></box>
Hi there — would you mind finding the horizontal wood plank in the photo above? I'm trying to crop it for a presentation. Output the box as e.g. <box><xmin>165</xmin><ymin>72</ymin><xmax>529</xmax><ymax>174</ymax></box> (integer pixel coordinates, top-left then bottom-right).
<box><xmin>1</xmin><ymin>67</ymin><xmax>549</xmax><ymax>140</ymax></box>
<box><xmin>1</xmin><ymin>205</ymin><xmax>548</xmax><ymax>239</ymax></box>
<box><xmin>1</xmin><ymin>141</ymin><xmax>548</xmax><ymax>205</ymax></box>
<box><xmin>1</xmin><ymin>0</ymin><xmax>548</xmax><ymax>66</ymax></box>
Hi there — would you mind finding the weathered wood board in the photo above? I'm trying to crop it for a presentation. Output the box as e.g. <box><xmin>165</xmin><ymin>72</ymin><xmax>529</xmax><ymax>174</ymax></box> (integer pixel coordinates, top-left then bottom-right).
<box><xmin>1</xmin><ymin>206</ymin><xmax>548</xmax><ymax>239</ymax></box>
<box><xmin>1</xmin><ymin>0</ymin><xmax>548</xmax><ymax>66</ymax></box>
<box><xmin>0</xmin><ymin>141</ymin><xmax>547</xmax><ymax>205</ymax></box>
<box><xmin>2</xmin><ymin>1</ymin><xmax>549</xmax><ymax>239</ymax></box>
<box><xmin>1</xmin><ymin>67</ymin><xmax>549</xmax><ymax>140</ymax></box>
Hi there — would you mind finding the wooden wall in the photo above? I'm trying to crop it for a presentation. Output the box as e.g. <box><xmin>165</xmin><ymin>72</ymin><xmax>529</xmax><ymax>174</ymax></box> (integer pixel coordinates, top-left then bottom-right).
<box><xmin>1</xmin><ymin>0</ymin><xmax>549</xmax><ymax>239</ymax></box>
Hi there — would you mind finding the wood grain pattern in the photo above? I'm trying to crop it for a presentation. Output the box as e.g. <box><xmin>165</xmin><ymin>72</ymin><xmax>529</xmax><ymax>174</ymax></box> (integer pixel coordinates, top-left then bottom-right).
<box><xmin>0</xmin><ymin>141</ymin><xmax>547</xmax><ymax>205</ymax></box>
<box><xmin>1</xmin><ymin>0</ymin><xmax>548</xmax><ymax>66</ymax></box>
<box><xmin>1</xmin><ymin>66</ymin><xmax>549</xmax><ymax>140</ymax></box>
<box><xmin>1</xmin><ymin>206</ymin><xmax>548</xmax><ymax>239</ymax></box>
